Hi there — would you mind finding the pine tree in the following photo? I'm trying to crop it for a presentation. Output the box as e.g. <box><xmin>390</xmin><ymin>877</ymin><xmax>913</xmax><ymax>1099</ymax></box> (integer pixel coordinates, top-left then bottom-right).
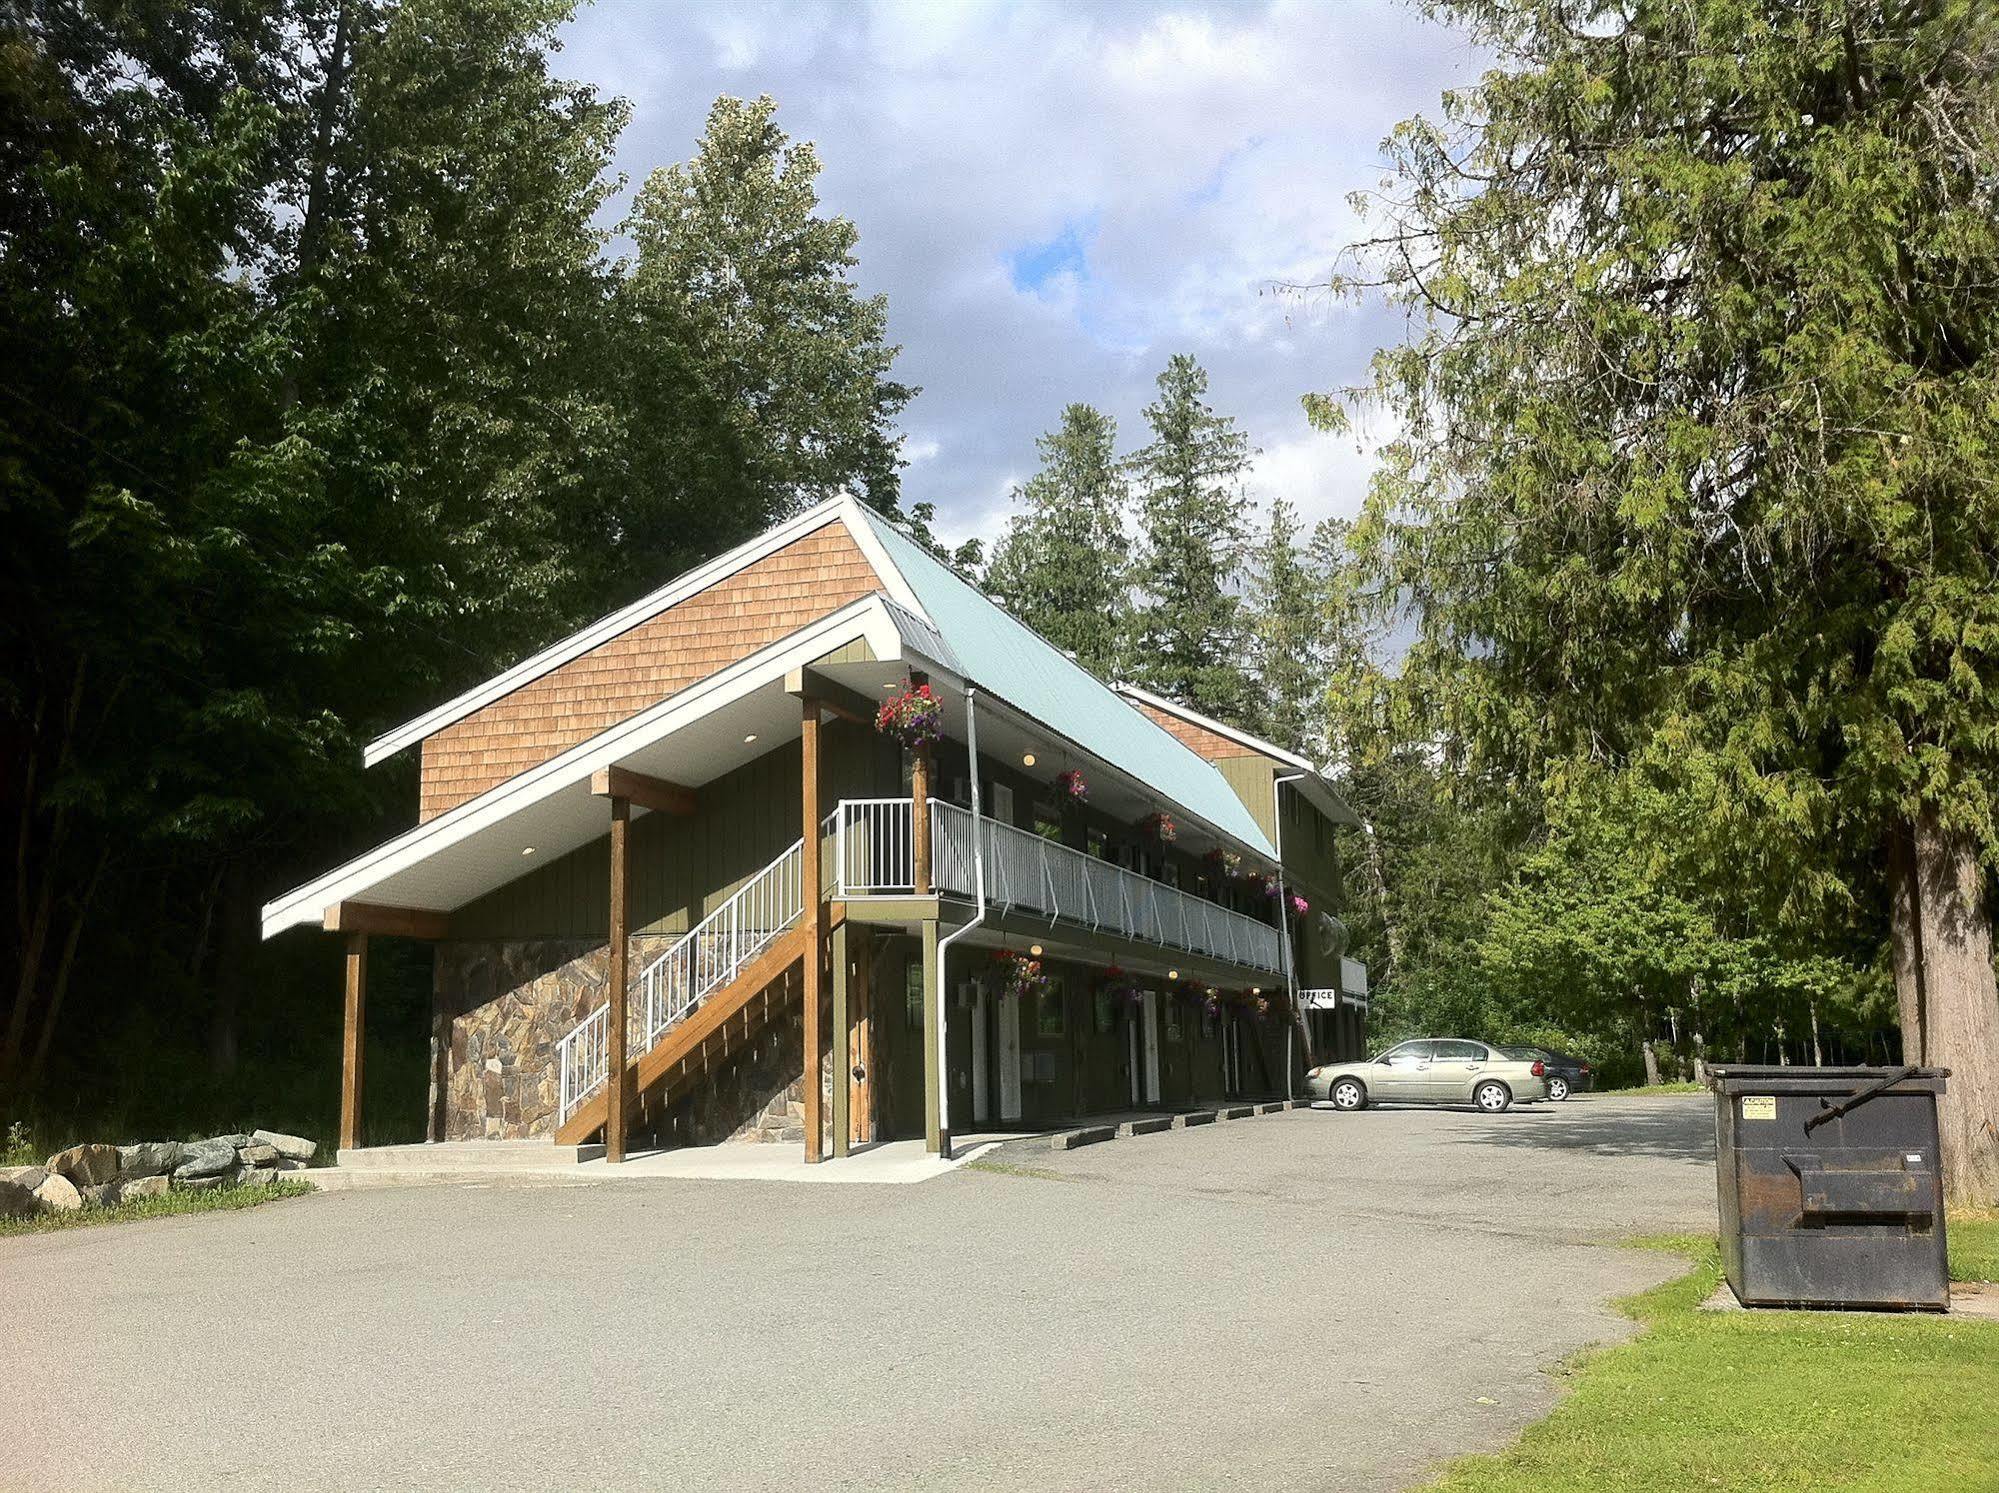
<box><xmin>1125</xmin><ymin>355</ymin><xmax>1254</xmax><ymax>719</ymax></box>
<box><xmin>1245</xmin><ymin>496</ymin><xmax>1322</xmax><ymax>755</ymax></box>
<box><xmin>624</xmin><ymin>94</ymin><xmax>915</xmax><ymax>517</ymax></box>
<box><xmin>983</xmin><ymin>403</ymin><xmax>1130</xmax><ymax>679</ymax></box>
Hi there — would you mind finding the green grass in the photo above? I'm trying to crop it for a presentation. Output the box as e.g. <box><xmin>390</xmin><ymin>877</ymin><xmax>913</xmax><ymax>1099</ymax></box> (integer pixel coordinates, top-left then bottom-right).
<box><xmin>1951</xmin><ymin>1210</ymin><xmax>1999</xmax><ymax>1284</ymax></box>
<box><xmin>0</xmin><ymin>1180</ymin><xmax>311</xmax><ymax>1238</ymax></box>
<box><xmin>1424</xmin><ymin>1235</ymin><xmax>1999</xmax><ymax>1492</ymax></box>
<box><xmin>1599</xmin><ymin>1081</ymin><xmax>1708</xmax><ymax>1096</ymax></box>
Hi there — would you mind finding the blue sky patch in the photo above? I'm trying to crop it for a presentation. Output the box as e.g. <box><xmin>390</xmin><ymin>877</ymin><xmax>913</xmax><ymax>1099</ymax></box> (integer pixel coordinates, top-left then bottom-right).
<box><xmin>1006</xmin><ymin>217</ymin><xmax>1094</xmax><ymax>294</ymax></box>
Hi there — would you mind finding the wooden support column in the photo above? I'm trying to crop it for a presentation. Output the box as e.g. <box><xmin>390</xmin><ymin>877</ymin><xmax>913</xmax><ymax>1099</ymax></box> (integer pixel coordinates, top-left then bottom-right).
<box><xmin>831</xmin><ymin>919</ymin><xmax>851</xmax><ymax>1159</ymax></box>
<box><xmin>852</xmin><ymin>928</ymin><xmax>874</xmax><ymax>1146</ymax></box>
<box><xmin>802</xmin><ymin>698</ymin><xmax>826</xmax><ymax>1163</ymax></box>
<box><xmin>606</xmin><ymin>796</ymin><xmax>632</xmax><ymax>1163</ymax></box>
<box><xmin>339</xmin><ymin>932</ymin><xmax>368</xmax><ymax>1154</ymax></box>
<box><xmin>911</xmin><ymin>746</ymin><xmax>932</xmax><ymax>896</ymax></box>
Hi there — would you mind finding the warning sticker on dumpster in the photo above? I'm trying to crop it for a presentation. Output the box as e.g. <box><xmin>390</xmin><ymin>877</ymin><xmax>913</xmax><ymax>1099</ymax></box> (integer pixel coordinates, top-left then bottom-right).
<box><xmin>1741</xmin><ymin>1095</ymin><xmax>1776</xmax><ymax>1120</ymax></box>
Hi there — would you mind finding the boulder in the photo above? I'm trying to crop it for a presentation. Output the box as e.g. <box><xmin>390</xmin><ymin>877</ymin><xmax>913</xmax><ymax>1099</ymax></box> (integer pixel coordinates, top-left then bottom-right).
<box><xmin>208</xmin><ymin>1133</ymin><xmax>253</xmax><ymax>1150</ymax></box>
<box><xmin>177</xmin><ymin>1175</ymin><xmax>224</xmax><ymax>1193</ymax></box>
<box><xmin>272</xmin><ymin>1158</ymin><xmax>305</xmax><ymax>1172</ymax></box>
<box><xmin>172</xmin><ymin>1139</ymin><xmax>237</xmax><ymax>1179</ymax></box>
<box><xmin>81</xmin><ymin>1182</ymin><xmax>122</xmax><ymax>1208</ymax></box>
<box><xmin>235</xmin><ymin>1166</ymin><xmax>278</xmax><ymax>1187</ymax></box>
<box><xmin>116</xmin><ymin>1141</ymin><xmax>181</xmax><ymax>1178</ymax></box>
<box><xmin>234</xmin><ymin>1142</ymin><xmax>280</xmax><ymax>1166</ymax></box>
<box><xmin>0</xmin><ymin>1165</ymin><xmax>47</xmax><ymax>1192</ymax></box>
<box><xmin>46</xmin><ymin>1143</ymin><xmax>120</xmax><ymax>1186</ymax></box>
<box><xmin>251</xmin><ymin>1129</ymin><xmax>317</xmax><ymax>1162</ymax></box>
<box><xmin>33</xmin><ymin>1172</ymin><xmax>82</xmax><ymax>1212</ymax></box>
<box><xmin>120</xmin><ymin>1175</ymin><xmax>169</xmax><ymax>1202</ymax></box>
<box><xmin>0</xmin><ymin>1179</ymin><xmax>40</xmax><ymax>1219</ymax></box>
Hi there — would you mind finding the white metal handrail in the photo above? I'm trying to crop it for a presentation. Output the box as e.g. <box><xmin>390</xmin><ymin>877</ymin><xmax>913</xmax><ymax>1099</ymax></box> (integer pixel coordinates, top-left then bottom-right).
<box><xmin>555</xmin><ymin>836</ymin><xmax>806</xmax><ymax>1125</ymax></box>
<box><xmin>913</xmin><ymin>800</ymin><xmax>1283</xmax><ymax>973</ymax></box>
<box><xmin>831</xmin><ymin>798</ymin><xmax>914</xmax><ymax>897</ymax></box>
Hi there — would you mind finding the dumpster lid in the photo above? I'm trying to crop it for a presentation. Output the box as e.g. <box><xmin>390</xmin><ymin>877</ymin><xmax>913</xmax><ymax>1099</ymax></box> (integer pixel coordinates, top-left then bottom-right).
<box><xmin>1709</xmin><ymin>1064</ymin><xmax>1949</xmax><ymax>1095</ymax></box>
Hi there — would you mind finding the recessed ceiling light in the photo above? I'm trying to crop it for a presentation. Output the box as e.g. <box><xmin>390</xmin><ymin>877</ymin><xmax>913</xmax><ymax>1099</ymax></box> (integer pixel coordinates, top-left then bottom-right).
<box><xmin>1029</xmin><ymin>944</ymin><xmax>1043</xmax><ymax>957</ymax></box>
<box><xmin>743</xmin><ymin>733</ymin><xmax>758</xmax><ymax>744</ymax></box>
<box><xmin>1251</xmin><ymin>986</ymin><xmax>1261</xmax><ymax>995</ymax></box>
<box><xmin>1022</xmin><ymin>752</ymin><xmax>1036</xmax><ymax>767</ymax></box>
<box><xmin>1167</xmin><ymin>969</ymin><xmax>1179</xmax><ymax>981</ymax></box>
<box><xmin>521</xmin><ymin>847</ymin><xmax>536</xmax><ymax>857</ymax></box>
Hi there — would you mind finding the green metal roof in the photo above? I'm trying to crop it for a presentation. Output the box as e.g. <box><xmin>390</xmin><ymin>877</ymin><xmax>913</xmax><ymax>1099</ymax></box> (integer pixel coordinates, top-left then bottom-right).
<box><xmin>856</xmin><ymin>508</ymin><xmax>1277</xmax><ymax>859</ymax></box>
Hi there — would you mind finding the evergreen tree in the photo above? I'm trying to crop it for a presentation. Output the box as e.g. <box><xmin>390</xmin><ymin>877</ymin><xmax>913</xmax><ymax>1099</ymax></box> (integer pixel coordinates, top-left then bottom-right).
<box><xmin>1326</xmin><ymin>1</ymin><xmax>1999</xmax><ymax>1201</ymax></box>
<box><xmin>1125</xmin><ymin>355</ymin><xmax>1254</xmax><ymax>719</ymax></box>
<box><xmin>625</xmin><ymin>94</ymin><xmax>915</xmax><ymax>517</ymax></box>
<box><xmin>1244</xmin><ymin>496</ymin><xmax>1321</xmax><ymax>755</ymax></box>
<box><xmin>984</xmin><ymin>403</ymin><xmax>1130</xmax><ymax>679</ymax></box>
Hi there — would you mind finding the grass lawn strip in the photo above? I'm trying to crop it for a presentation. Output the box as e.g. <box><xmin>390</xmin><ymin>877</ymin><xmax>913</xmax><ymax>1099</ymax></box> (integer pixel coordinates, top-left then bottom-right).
<box><xmin>0</xmin><ymin>1179</ymin><xmax>311</xmax><ymax>1237</ymax></box>
<box><xmin>1424</xmin><ymin>1233</ymin><xmax>1999</xmax><ymax>1492</ymax></box>
<box><xmin>1948</xmin><ymin>1210</ymin><xmax>1999</xmax><ymax>1285</ymax></box>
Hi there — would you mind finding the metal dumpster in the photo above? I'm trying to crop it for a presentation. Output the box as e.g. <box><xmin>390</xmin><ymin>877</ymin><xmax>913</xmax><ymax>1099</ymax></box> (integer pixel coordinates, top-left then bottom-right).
<box><xmin>1711</xmin><ymin>1065</ymin><xmax>1951</xmax><ymax>1310</ymax></box>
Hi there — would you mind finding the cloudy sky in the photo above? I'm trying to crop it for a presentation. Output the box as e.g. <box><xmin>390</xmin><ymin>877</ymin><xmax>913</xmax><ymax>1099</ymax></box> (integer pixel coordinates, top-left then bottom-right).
<box><xmin>558</xmin><ymin>0</ymin><xmax>1483</xmax><ymax>549</ymax></box>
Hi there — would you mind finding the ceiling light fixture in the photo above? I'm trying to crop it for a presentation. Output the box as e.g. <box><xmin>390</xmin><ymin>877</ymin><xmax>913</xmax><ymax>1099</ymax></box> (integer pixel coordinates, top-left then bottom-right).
<box><xmin>1029</xmin><ymin>944</ymin><xmax>1043</xmax><ymax>957</ymax></box>
<box><xmin>1167</xmin><ymin>969</ymin><xmax>1179</xmax><ymax>981</ymax></box>
<box><xmin>1022</xmin><ymin>752</ymin><xmax>1036</xmax><ymax>767</ymax></box>
<box><xmin>521</xmin><ymin>847</ymin><xmax>536</xmax><ymax>857</ymax></box>
<box><xmin>743</xmin><ymin>733</ymin><xmax>758</xmax><ymax>744</ymax></box>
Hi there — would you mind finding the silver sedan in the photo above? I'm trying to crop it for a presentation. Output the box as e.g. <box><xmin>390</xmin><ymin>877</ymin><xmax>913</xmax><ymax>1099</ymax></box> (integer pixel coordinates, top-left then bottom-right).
<box><xmin>1307</xmin><ymin>1038</ymin><xmax>1549</xmax><ymax>1113</ymax></box>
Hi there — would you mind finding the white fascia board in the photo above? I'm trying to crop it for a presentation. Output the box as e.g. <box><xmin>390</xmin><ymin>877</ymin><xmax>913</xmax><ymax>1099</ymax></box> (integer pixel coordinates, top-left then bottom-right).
<box><xmin>362</xmin><ymin>495</ymin><xmax>923</xmax><ymax>766</ymax></box>
<box><xmin>266</xmin><ymin>595</ymin><xmax>905</xmax><ymax>939</ymax></box>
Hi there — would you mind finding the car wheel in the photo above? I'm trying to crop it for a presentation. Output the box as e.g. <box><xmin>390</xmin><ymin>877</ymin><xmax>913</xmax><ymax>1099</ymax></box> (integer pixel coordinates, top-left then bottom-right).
<box><xmin>1547</xmin><ymin>1075</ymin><xmax>1571</xmax><ymax>1102</ymax></box>
<box><xmin>1474</xmin><ymin>1080</ymin><xmax>1512</xmax><ymax>1114</ymax></box>
<box><xmin>1330</xmin><ymin>1077</ymin><xmax>1367</xmax><ymax>1112</ymax></box>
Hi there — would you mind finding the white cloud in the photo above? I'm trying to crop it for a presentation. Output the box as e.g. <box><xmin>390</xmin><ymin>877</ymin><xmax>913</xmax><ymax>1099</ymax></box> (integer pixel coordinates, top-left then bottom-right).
<box><xmin>558</xmin><ymin>0</ymin><xmax>1480</xmax><ymax>549</ymax></box>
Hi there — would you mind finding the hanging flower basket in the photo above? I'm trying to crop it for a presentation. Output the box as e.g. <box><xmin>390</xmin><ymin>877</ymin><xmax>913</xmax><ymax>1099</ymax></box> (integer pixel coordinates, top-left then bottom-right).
<box><xmin>1258</xmin><ymin>873</ymin><xmax>1280</xmax><ymax>899</ymax></box>
<box><xmin>1055</xmin><ymin>768</ymin><xmax>1089</xmax><ymax>803</ymax></box>
<box><xmin>991</xmin><ymin>948</ymin><xmax>1047</xmax><ymax>1000</ymax></box>
<box><xmin>875</xmin><ymin>682</ymin><xmax>941</xmax><ymax>751</ymax></box>
<box><xmin>1137</xmin><ymin>811</ymin><xmax>1177</xmax><ymax>844</ymax></box>
<box><xmin>1202</xmin><ymin>847</ymin><xmax>1241</xmax><ymax>879</ymax></box>
<box><xmin>1288</xmin><ymin>892</ymin><xmax>1310</xmax><ymax>917</ymax></box>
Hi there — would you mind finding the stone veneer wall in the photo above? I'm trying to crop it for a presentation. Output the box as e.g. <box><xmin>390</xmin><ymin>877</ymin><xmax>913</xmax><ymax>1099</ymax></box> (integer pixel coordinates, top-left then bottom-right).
<box><xmin>431</xmin><ymin>938</ymin><xmax>825</xmax><ymax>1146</ymax></box>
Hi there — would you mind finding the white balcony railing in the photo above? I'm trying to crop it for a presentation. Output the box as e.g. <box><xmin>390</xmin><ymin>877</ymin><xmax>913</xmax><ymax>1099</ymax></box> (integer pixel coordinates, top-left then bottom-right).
<box><xmin>833</xmin><ymin>797</ymin><xmax>1282</xmax><ymax>973</ymax></box>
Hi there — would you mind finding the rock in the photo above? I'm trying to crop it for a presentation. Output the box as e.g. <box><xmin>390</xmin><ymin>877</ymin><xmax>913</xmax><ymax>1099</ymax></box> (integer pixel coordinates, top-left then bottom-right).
<box><xmin>120</xmin><ymin>1175</ymin><xmax>169</xmax><ymax>1201</ymax></box>
<box><xmin>272</xmin><ymin>1158</ymin><xmax>306</xmax><ymax>1172</ymax></box>
<box><xmin>81</xmin><ymin>1182</ymin><xmax>122</xmax><ymax>1207</ymax></box>
<box><xmin>234</xmin><ymin>1166</ymin><xmax>278</xmax><ymax>1187</ymax></box>
<box><xmin>251</xmin><ymin>1129</ymin><xmax>317</xmax><ymax>1162</ymax></box>
<box><xmin>235</xmin><ymin>1142</ymin><xmax>280</xmax><ymax>1166</ymax></box>
<box><xmin>0</xmin><ymin>1165</ymin><xmax>47</xmax><ymax>1192</ymax></box>
<box><xmin>207</xmin><ymin>1133</ymin><xmax>253</xmax><ymax>1150</ymax></box>
<box><xmin>116</xmin><ymin>1141</ymin><xmax>181</xmax><ymax>1178</ymax></box>
<box><xmin>0</xmin><ymin>1179</ymin><xmax>40</xmax><ymax>1219</ymax></box>
<box><xmin>46</xmin><ymin>1143</ymin><xmax>120</xmax><ymax>1186</ymax></box>
<box><xmin>172</xmin><ymin>1139</ymin><xmax>237</xmax><ymax>1179</ymax></box>
<box><xmin>33</xmin><ymin>1173</ymin><xmax>82</xmax><ymax>1211</ymax></box>
<box><xmin>177</xmin><ymin>1175</ymin><xmax>224</xmax><ymax>1193</ymax></box>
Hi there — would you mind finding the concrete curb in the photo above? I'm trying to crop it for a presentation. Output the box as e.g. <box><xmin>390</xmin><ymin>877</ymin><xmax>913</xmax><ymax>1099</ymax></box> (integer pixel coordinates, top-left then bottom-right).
<box><xmin>1215</xmin><ymin>1105</ymin><xmax>1255</xmax><ymax>1121</ymax></box>
<box><xmin>1050</xmin><ymin>1125</ymin><xmax>1117</xmax><ymax>1151</ymax></box>
<box><xmin>1116</xmin><ymin>1116</ymin><xmax>1174</xmax><ymax>1138</ymax></box>
<box><xmin>1255</xmin><ymin>1102</ymin><xmax>1287</xmax><ymax>1116</ymax></box>
<box><xmin>1173</xmin><ymin>1111</ymin><xmax>1217</xmax><ymax>1128</ymax></box>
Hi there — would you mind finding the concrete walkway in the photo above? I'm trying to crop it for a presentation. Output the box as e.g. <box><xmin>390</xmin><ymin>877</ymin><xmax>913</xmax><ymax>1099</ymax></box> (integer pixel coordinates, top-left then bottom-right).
<box><xmin>1</xmin><ymin>1094</ymin><xmax>1717</xmax><ymax>1492</ymax></box>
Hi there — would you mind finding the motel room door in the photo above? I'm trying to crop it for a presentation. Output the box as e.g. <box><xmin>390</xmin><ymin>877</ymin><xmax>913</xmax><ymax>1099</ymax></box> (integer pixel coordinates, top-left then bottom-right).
<box><xmin>969</xmin><ymin>984</ymin><xmax>991</xmax><ymax>1124</ymax></box>
<box><xmin>997</xmin><ymin>991</ymin><xmax>1023</xmax><ymax>1122</ymax></box>
<box><xmin>1139</xmin><ymin>992</ymin><xmax>1162</xmax><ymax>1104</ymax></box>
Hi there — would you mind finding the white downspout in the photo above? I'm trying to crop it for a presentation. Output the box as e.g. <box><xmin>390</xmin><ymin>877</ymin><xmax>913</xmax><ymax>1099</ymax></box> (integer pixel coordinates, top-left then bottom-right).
<box><xmin>935</xmin><ymin>686</ymin><xmax>985</xmax><ymax>1162</ymax></box>
<box><xmin>1272</xmin><ymin>771</ymin><xmax>1307</xmax><ymax>1096</ymax></box>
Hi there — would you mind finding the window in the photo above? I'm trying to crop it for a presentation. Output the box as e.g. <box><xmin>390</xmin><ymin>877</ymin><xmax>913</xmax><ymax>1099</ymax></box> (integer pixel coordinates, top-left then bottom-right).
<box><xmin>1033</xmin><ymin>800</ymin><xmax>1061</xmax><ymax>840</ymax></box>
<box><xmin>991</xmin><ymin>781</ymin><xmax>1016</xmax><ymax>828</ymax></box>
<box><xmin>1038</xmin><ymin>976</ymin><xmax>1066</xmax><ymax>1037</ymax></box>
<box><xmin>1379</xmin><ymin>1041</ymin><xmax>1433</xmax><ymax>1065</ymax></box>
<box><xmin>1432</xmin><ymin>1040</ymin><xmax>1483</xmax><ymax>1061</ymax></box>
<box><xmin>904</xmin><ymin>960</ymin><xmax>924</xmax><ymax>1031</ymax></box>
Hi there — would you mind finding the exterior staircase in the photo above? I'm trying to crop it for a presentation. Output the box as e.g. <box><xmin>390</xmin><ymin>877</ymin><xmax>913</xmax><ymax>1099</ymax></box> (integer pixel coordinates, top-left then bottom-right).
<box><xmin>553</xmin><ymin>838</ymin><xmax>827</xmax><ymax>1148</ymax></box>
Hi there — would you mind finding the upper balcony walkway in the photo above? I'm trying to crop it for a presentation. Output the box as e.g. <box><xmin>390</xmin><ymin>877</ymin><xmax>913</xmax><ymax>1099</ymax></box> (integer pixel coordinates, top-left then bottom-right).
<box><xmin>828</xmin><ymin>798</ymin><xmax>1285</xmax><ymax>975</ymax></box>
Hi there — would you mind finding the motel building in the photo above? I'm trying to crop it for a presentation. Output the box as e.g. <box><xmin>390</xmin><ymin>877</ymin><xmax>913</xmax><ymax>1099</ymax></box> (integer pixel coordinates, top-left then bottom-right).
<box><xmin>262</xmin><ymin>497</ymin><xmax>1371</xmax><ymax>1166</ymax></box>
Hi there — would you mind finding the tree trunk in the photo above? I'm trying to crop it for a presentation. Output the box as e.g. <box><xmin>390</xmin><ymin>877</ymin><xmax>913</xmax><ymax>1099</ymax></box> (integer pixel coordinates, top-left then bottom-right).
<box><xmin>1641</xmin><ymin>1037</ymin><xmax>1661</xmax><ymax>1088</ymax></box>
<box><xmin>27</xmin><ymin>852</ymin><xmax>107</xmax><ymax>1082</ymax></box>
<box><xmin>1889</xmin><ymin>807</ymin><xmax>1999</xmax><ymax>1207</ymax></box>
<box><xmin>1808</xmin><ymin>996</ymin><xmax>1823</xmax><ymax>1068</ymax></box>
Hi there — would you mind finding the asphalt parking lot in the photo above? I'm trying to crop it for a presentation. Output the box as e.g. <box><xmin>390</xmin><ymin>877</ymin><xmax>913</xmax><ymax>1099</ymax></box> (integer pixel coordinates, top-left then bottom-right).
<box><xmin>2</xmin><ymin>1094</ymin><xmax>1717</xmax><ymax>1492</ymax></box>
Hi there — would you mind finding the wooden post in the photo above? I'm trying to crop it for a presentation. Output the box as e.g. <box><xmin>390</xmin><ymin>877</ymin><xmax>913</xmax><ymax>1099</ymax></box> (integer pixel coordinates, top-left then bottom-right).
<box><xmin>606</xmin><ymin>796</ymin><xmax>631</xmax><ymax>1163</ymax></box>
<box><xmin>852</xmin><ymin>928</ymin><xmax>873</xmax><ymax>1146</ymax></box>
<box><xmin>911</xmin><ymin>746</ymin><xmax>932</xmax><ymax>895</ymax></box>
<box><xmin>831</xmin><ymin>919</ymin><xmax>851</xmax><ymax>1159</ymax></box>
<box><xmin>802</xmin><ymin>699</ymin><xmax>825</xmax><ymax>1163</ymax></box>
<box><xmin>339</xmin><ymin>931</ymin><xmax>368</xmax><ymax>1153</ymax></box>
